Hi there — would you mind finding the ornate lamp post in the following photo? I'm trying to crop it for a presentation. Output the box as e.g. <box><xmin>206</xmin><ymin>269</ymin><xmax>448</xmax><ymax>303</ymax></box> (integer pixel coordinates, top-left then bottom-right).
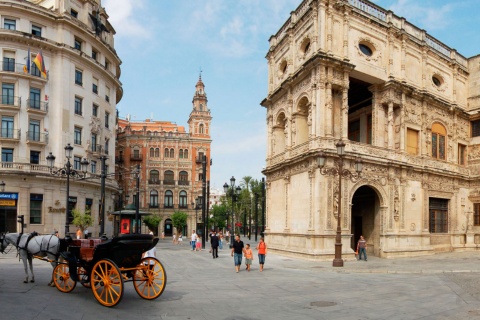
<box><xmin>46</xmin><ymin>143</ymin><xmax>89</xmax><ymax>237</ymax></box>
<box><xmin>223</xmin><ymin>176</ymin><xmax>241</xmax><ymax>248</ymax></box>
<box><xmin>317</xmin><ymin>140</ymin><xmax>363</xmax><ymax>267</ymax></box>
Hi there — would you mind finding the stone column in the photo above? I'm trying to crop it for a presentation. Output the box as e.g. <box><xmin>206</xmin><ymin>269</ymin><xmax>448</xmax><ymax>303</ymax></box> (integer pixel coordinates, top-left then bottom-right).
<box><xmin>387</xmin><ymin>101</ymin><xmax>394</xmax><ymax>149</ymax></box>
<box><xmin>325</xmin><ymin>82</ymin><xmax>333</xmax><ymax>137</ymax></box>
<box><xmin>341</xmin><ymin>87</ymin><xmax>349</xmax><ymax>141</ymax></box>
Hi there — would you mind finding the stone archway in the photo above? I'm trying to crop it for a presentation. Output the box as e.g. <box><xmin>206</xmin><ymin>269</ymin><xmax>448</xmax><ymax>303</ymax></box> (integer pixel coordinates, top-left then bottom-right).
<box><xmin>350</xmin><ymin>185</ymin><xmax>382</xmax><ymax>257</ymax></box>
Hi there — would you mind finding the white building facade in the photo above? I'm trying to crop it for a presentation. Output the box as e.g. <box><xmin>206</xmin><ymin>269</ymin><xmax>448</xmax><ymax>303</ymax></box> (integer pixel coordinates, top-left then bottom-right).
<box><xmin>262</xmin><ymin>0</ymin><xmax>480</xmax><ymax>259</ymax></box>
<box><xmin>0</xmin><ymin>0</ymin><xmax>121</xmax><ymax>237</ymax></box>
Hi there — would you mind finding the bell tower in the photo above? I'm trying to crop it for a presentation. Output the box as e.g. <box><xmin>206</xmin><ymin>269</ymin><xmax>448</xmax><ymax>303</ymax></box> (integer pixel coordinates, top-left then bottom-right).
<box><xmin>188</xmin><ymin>73</ymin><xmax>212</xmax><ymax>138</ymax></box>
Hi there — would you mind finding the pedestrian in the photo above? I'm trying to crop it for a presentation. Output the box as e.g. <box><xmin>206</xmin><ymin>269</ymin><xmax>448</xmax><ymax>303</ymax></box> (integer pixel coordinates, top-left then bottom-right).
<box><xmin>256</xmin><ymin>237</ymin><xmax>267</xmax><ymax>272</ymax></box>
<box><xmin>230</xmin><ymin>234</ymin><xmax>245</xmax><ymax>273</ymax></box>
<box><xmin>357</xmin><ymin>235</ymin><xmax>367</xmax><ymax>261</ymax></box>
<box><xmin>244</xmin><ymin>244</ymin><xmax>253</xmax><ymax>271</ymax></box>
<box><xmin>76</xmin><ymin>228</ymin><xmax>81</xmax><ymax>240</ymax></box>
<box><xmin>196</xmin><ymin>236</ymin><xmax>202</xmax><ymax>251</ymax></box>
<box><xmin>218</xmin><ymin>232</ymin><xmax>223</xmax><ymax>250</ymax></box>
<box><xmin>191</xmin><ymin>231</ymin><xmax>197</xmax><ymax>251</ymax></box>
<box><xmin>211</xmin><ymin>232</ymin><xmax>219</xmax><ymax>259</ymax></box>
<box><xmin>161</xmin><ymin>231</ymin><xmax>165</xmax><ymax>240</ymax></box>
<box><xmin>143</xmin><ymin>232</ymin><xmax>156</xmax><ymax>270</ymax></box>
<box><xmin>172</xmin><ymin>233</ymin><xmax>176</xmax><ymax>244</ymax></box>
<box><xmin>84</xmin><ymin>228</ymin><xmax>89</xmax><ymax>239</ymax></box>
<box><xmin>226</xmin><ymin>230</ymin><xmax>230</xmax><ymax>243</ymax></box>
<box><xmin>178</xmin><ymin>234</ymin><xmax>183</xmax><ymax>245</ymax></box>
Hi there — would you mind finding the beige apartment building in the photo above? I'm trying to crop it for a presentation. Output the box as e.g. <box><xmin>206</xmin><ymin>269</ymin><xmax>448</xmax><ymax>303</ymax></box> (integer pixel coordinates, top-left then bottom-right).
<box><xmin>0</xmin><ymin>0</ymin><xmax>121</xmax><ymax>237</ymax></box>
<box><xmin>261</xmin><ymin>0</ymin><xmax>480</xmax><ymax>259</ymax></box>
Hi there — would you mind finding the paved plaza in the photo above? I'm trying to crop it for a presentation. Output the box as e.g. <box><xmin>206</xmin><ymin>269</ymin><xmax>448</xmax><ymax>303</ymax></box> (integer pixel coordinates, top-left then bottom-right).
<box><xmin>2</xmin><ymin>237</ymin><xmax>480</xmax><ymax>319</ymax></box>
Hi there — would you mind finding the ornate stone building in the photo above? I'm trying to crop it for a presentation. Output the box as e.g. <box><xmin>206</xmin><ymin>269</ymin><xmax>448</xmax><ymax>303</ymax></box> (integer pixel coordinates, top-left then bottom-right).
<box><xmin>116</xmin><ymin>76</ymin><xmax>212</xmax><ymax>236</ymax></box>
<box><xmin>0</xmin><ymin>0</ymin><xmax>121</xmax><ymax>237</ymax></box>
<box><xmin>261</xmin><ymin>0</ymin><xmax>480</xmax><ymax>259</ymax></box>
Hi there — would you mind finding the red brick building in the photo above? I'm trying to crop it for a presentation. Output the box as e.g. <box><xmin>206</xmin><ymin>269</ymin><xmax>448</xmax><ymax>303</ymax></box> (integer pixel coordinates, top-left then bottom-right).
<box><xmin>115</xmin><ymin>76</ymin><xmax>212</xmax><ymax>236</ymax></box>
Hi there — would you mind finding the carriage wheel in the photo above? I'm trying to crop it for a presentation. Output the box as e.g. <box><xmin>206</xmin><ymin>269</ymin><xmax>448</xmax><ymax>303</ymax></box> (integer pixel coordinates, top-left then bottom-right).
<box><xmin>53</xmin><ymin>263</ymin><xmax>76</xmax><ymax>293</ymax></box>
<box><xmin>133</xmin><ymin>257</ymin><xmax>167</xmax><ymax>300</ymax></box>
<box><xmin>91</xmin><ymin>259</ymin><xmax>124</xmax><ymax>307</ymax></box>
<box><xmin>78</xmin><ymin>267</ymin><xmax>91</xmax><ymax>288</ymax></box>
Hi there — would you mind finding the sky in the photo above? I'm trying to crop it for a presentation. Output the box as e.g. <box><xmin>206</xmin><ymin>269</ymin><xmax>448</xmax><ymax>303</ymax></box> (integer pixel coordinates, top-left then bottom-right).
<box><xmin>103</xmin><ymin>0</ymin><xmax>480</xmax><ymax>190</ymax></box>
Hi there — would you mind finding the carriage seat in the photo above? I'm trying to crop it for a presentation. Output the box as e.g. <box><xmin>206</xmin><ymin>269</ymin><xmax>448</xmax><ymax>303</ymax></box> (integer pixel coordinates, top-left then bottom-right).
<box><xmin>71</xmin><ymin>239</ymin><xmax>102</xmax><ymax>262</ymax></box>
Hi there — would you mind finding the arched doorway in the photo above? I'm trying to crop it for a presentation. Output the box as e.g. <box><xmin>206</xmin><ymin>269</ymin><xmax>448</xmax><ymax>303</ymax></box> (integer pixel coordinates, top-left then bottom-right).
<box><xmin>164</xmin><ymin>218</ymin><xmax>173</xmax><ymax>237</ymax></box>
<box><xmin>351</xmin><ymin>185</ymin><xmax>381</xmax><ymax>256</ymax></box>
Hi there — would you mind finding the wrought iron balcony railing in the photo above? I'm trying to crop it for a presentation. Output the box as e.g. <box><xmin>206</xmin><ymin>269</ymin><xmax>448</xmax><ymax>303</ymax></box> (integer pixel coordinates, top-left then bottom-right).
<box><xmin>26</xmin><ymin>99</ymin><xmax>48</xmax><ymax>112</ymax></box>
<box><xmin>26</xmin><ymin>131</ymin><xmax>48</xmax><ymax>143</ymax></box>
<box><xmin>163</xmin><ymin>179</ymin><xmax>175</xmax><ymax>186</ymax></box>
<box><xmin>1</xmin><ymin>95</ymin><xmax>21</xmax><ymax>107</ymax></box>
<box><xmin>0</xmin><ymin>128</ymin><xmax>20</xmax><ymax>139</ymax></box>
<box><xmin>148</xmin><ymin>179</ymin><xmax>160</xmax><ymax>185</ymax></box>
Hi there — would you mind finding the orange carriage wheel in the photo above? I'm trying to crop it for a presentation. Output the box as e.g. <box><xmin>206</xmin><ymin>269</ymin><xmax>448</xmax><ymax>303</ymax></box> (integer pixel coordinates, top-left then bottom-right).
<box><xmin>90</xmin><ymin>259</ymin><xmax>124</xmax><ymax>307</ymax></box>
<box><xmin>53</xmin><ymin>263</ymin><xmax>77</xmax><ymax>293</ymax></box>
<box><xmin>133</xmin><ymin>257</ymin><xmax>167</xmax><ymax>300</ymax></box>
<box><xmin>78</xmin><ymin>267</ymin><xmax>91</xmax><ymax>288</ymax></box>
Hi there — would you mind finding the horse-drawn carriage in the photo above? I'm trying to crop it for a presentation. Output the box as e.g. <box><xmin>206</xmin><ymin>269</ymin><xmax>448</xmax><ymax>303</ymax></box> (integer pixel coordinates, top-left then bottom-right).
<box><xmin>53</xmin><ymin>233</ymin><xmax>166</xmax><ymax>307</ymax></box>
<box><xmin>0</xmin><ymin>232</ymin><xmax>167</xmax><ymax>307</ymax></box>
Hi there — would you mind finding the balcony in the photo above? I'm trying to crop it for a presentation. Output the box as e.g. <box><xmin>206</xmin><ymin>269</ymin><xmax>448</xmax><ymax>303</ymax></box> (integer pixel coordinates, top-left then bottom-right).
<box><xmin>195</xmin><ymin>157</ymin><xmax>203</xmax><ymax>164</ymax></box>
<box><xmin>163</xmin><ymin>179</ymin><xmax>175</xmax><ymax>186</ymax></box>
<box><xmin>130</xmin><ymin>154</ymin><xmax>143</xmax><ymax>161</ymax></box>
<box><xmin>26</xmin><ymin>131</ymin><xmax>48</xmax><ymax>145</ymax></box>
<box><xmin>178</xmin><ymin>180</ymin><xmax>190</xmax><ymax>186</ymax></box>
<box><xmin>0</xmin><ymin>95</ymin><xmax>21</xmax><ymax>110</ymax></box>
<box><xmin>0</xmin><ymin>129</ymin><xmax>20</xmax><ymax>141</ymax></box>
<box><xmin>149</xmin><ymin>204</ymin><xmax>159</xmax><ymax>209</ymax></box>
<box><xmin>163</xmin><ymin>204</ymin><xmax>174</xmax><ymax>209</ymax></box>
<box><xmin>26</xmin><ymin>99</ymin><xmax>48</xmax><ymax>114</ymax></box>
<box><xmin>115</xmin><ymin>156</ymin><xmax>124</xmax><ymax>164</ymax></box>
<box><xmin>0</xmin><ymin>62</ymin><xmax>48</xmax><ymax>80</ymax></box>
<box><xmin>148</xmin><ymin>179</ymin><xmax>160</xmax><ymax>185</ymax></box>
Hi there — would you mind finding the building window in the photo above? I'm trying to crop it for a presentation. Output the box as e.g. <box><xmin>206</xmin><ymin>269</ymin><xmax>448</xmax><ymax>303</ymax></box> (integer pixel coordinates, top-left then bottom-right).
<box><xmin>431</xmin><ymin>123</ymin><xmax>446</xmax><ymax>160</ymax></box>
<box><xmin>149</xmin><ymin>170</ymin><xmax>159</xmax><ymax>183</ymax></box>
<box><xmin>429</xmin><ymin>198</ymin><xmax>448</xmax><ymax>233</ymax></box>
<box><xmin>475</xmin><ymin>204</ymin><xmax>480</xmax><ymax>226</ymax></box>
<box><xmin>150</xmin><ymin>191</ymin><xmax>158</xmax><ymax>208</ymax></box>
<box><xmin>179</xmin><ymin>149</ymin><xmax>184</xmax><ymax>159</ymax></box>
<box><xmin>179</xmin><ymin>191</ymin><xmax>187</xmax><ymax>208</ymax></box>
<box><xmin>367</xmin><ymin>115</ymin><xmax>372</xmax><ymax>144</ymax></box>
<box><xmin>164</xmin><ymin>190</ymin><xmax>173</xmax><ymax>208</ymax></box>
<box><xmin>2</xmin><ymin>83</ymin><xmax>14</xmax><ymax>105</ymax></box>
<box><xmin>154</xmin><ymin>148</ymin><xmax>159</xmax><ymax>157</ymax></box>
<box><xmin>164</xmin><ymin>148</ymin><xmax>169</xmax><ymax>158</ymax></box>
<box><xmin>458</xmin><ymin>144</ymin><xmax>466</xmax><ymax>166</ymax></box>
<box><xmin>92</xmin><ymin>103</ymin><xmax>98</xmax><ymax>117</ymax></box>
<box><xmin>105</xmin><ymin>112</ymin><xmax>110</xmax><ymax>128</ymax></box>
<box><xmin>179</xmin><ymin>171</ymin><xmax>188</xmax><ymax>182</ymax></box>
<box><xmin>91</xmin><ymin>160</ymin><xmax>97</xmax><ymax>174</ymax></box>
<box><xmin>30</xmin><ymin>151</ymin><xmax>40</xmax><ymax>164</ymax></box>
<box><xmin>28</xmin><ymin>119</ymin><xmax>40</xmax><ymax>141</ymax></box>
<box><xmin>74</xmin><ymin>96</ymin><xmax>82</xmax><ymax>115</ymax></box>
<box><xmin>105</xmin><ymin>86</ymin><xmax>110</xmax><ymax>103</ymax></box>
<box><xmin>70</xmin><ymin>9</ymin><xmax>78</xmax><ymax>18</ymax></box>
<box><xmin>4</xmin><ymin>19</ymin><xmax>16</xmax><ymax>30</ymax></box>
<box><xmin>31</xmin><ymin>25</ymin><xmax>42</xmax><ymax>37</ymax></box>
<box><xmin>1</xmin><ymin>116</ymin><xmax>14</xmax><ymax>138</ymax></box>
<box><xmin>92</xmin><ymin>78</ymin><xmax>98</xmax><ymax>94</ymax></box>
<box><xmin>407</xmin><ymin>128</ymin><xmax>419</xmax><ymax>155</ymax></box>
<box><xmin>472</xmin><ymin>119</ymin><xmax>480</xmax><ymax>137</ymax></box>
<box><xmin>199</xmin><ymin>123</ymin><xmax>204</xmax><ymax>134</ymax></box>
<box><xmin>150</xmin><ymin>148</ymin><xmax>154</xmax><ymax>157</ymax></box>
<box><xmin>73</xmin><ymin>156</ymin><xmax>81</xmax><ymax>170</ymax></box>
<box><xmin>170</xmin><ymin>148</ymin><xmax>174</xmax><ymax>158</ymax></box>
<box><xmin>74</xmin><ymin>126</ymin><xmax>82</xmax><ymax>145</ymax></box>
<box><xmin>348</xmin><ymin>120</ymin><xmax>360</xmax><ymax>142</ymax></box>
<box><xmin>164</xmin><ymin>170</ymin><xmax>174</xmax><ymax>184</ymax></box>
<box><xmin>104</xmin><ymin>139</ymin><xmax>109</xmax><ymax>155</ymax></box>
<box><xmin>30</xmin><ymin>194</ymin><xmax>43</xmax><ymax>224</ymax></box>
<box><xmin>92</xmin><ymin>49</ymin><xmax>97</xmax><ymax>61</ymax></box>
<box><xmin>29</xmin><ymin>88</ymin><xmax>41</xmax><ymax>109</ymax></box>
<box><xmin>184</xmin><ymin>149</ymin><xmax>188</xmax><ymax>159</ymax></box>
<box><xmin>74</xmin><ymin>37</ymin><xmax>82</xmax><ymax>51</ymax></box>
<box><xmin>2</xmin><ymin>148</ymin><xmax>13</xmax><ymax>162</ymax></box>
<box><xmin>133</xmin><ymin>149</ymin><xmax>140</xmax><ymax>158</ymax></box>
<box><xmin>91</xmin><ymin>133</ymin><xmax>97</xmax><ymax>152</ymax></box>
<box><xmin>85</xmin><ymin>198</ymin><xmax>93</xmax><ymax>213</ymax></box>
<box><xmin>75</xmin><ymin>69</ymin><xmax>83</xmax><ymax>85</ymax></box>
<box><xmin>3</xmin><ymin>57</ymin><xmax>15</xmax><ymax>72</ymax></box>
<box><xmin>105</xmin><ymin>59</ymin><xmax>110</xmax><ymax>70</ymax></box>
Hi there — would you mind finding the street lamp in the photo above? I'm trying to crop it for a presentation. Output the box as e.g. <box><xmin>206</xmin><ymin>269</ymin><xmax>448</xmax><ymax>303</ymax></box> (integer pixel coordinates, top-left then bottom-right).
<box><xmin>223</xmin><ymin>176</ymin><xmax>241</xmax><ymax>248</ymax></box>
<box><xmin>47</xmin><ymin>143</ymin><xmax>89</xmax><ymax>237</ymax></box>
<box><xmin>317</xmin><ymin>140</ymin><xmax>363</xmax><ymax>267</ymax></box>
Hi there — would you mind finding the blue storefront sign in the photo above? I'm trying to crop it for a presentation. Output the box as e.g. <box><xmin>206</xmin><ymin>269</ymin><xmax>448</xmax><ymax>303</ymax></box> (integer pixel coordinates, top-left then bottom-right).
<box><xmin>0</xmin><ymin>193</ymin><xmax>18</xmax><ymax>200</ymax></box>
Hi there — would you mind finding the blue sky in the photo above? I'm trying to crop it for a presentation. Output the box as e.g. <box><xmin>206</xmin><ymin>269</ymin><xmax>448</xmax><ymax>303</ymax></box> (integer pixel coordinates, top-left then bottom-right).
<box><xmin>103</xmin><ymin>0</ymin><xmax>480</xmax><ymax>190</ymax></box>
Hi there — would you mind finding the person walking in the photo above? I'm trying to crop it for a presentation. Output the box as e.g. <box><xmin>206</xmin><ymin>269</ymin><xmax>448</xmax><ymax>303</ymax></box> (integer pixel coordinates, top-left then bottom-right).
<box><xmin>76</xmin><ymin>228</ymin><xmax>82</xmax><ymax>240</ymax></box>
<box><xmin>256</xmin><ymin>237</ymin><xmax>268</xmax><ymax>272</ymax></box>
<box><xmin>244</xmin><ymin>244</ymin><xmax>253</xmax><ymax>271</ymax></box>
<box><xmin>357</xmin><ymin>235</ymin><xmax>367</xmax><ymax>261</ymax></box>
<box><xmin>218</xmin><ymin>232</ymin><xmax>223</xmax><ymax>250</ymax></box>
<box><xmin>172</xmin><ymin>233</ymin><xmax>176</xmax><ymax>244</ymax></box>
<box><xmin>191</xmin><ymin>231</ymin><xmax>197</xmax><ymax>251</ymax></box>
<box><xmin>84</xmin><ymin>228</ymin><xmax>89</xmax><ymax>239</ymax></box>
<box><xmin>161</xmin><ymin>231</ymin><xmax>165</xmax><ymax>240</ymax></box>
<box><xmin>230</xmin><ymin>234</ymin><xmax>245</xmax><ymax>273</ymax></box>
<box><xmin>211</xmin><ymin>232</ymin><xmax>219</xmax><ymax>259</ymax></box>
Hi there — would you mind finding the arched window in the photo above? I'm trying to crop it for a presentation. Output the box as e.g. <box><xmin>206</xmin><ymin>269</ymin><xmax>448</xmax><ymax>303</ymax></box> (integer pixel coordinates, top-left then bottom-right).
<box><xmin>164</xmin><ymin>170</ymin><xmax>174</xmax><ymax>185</ymax></box>
<box><xmin>150</xmin><ymin>190</ymin><xmax>158</xmax><ymax>208</ymax></box>
<box><xmin>155</xmin><ymin>148</ymin><xmax>159</xmax><ymax>157</ymax></box>
<box><xmin>170</xmin><ymin>148</ymin><xmax>174</xmax><ymax>158</ymax></box>
<box><xmin>164</xmin><ymin>190</ymin><xmax>173</xmax><ymax>208</ymax></box>
<box><xmin>432</xmin><ymin>123</ymin><xmax>447</xmax><ymax>160</ymax></box>
<box><xmin>199</xmin><ymin>124</ymin><xmax>204</xmax><ymax>134</ymax></box>
<box><xmin>179</xmin><ymin>149</ymin><xmax>184</xmax><ymax>159</ymax></box>
<box><xmin>273</xmin><ymin>113</ymin><xmax>286</xmax><ymax>155</ymax></box>
<box><xmin>179</xmin><ymin>171</ymin><xmax>188</xmax><ymax>185</ymax></box>
<box><xmin>179</xmin><ymin>191</ymin><xmax>187</xmax><ymax>208</ymax></box>
<box><xmin>200</xmin><ymin>103</ymin><xmax>203</xmax><ymax>111</ymax></box>
<box><xmin>149</xmin><ymin>170</ymin><xmax>159</xmax><ymax>184</ymax></box>
<box><xmin>164</xmin><ymin>148</ymin><xmax>169</xmax><ymax>158</ymax></box>
<box><xmin>184</xmin><ymin>149</ymin><xmax>188</xmax><ymax>159</ymax></box>
<box><xmin>295</xmin><ymin>97</ymin><xmax>309</xmax><ymax>145</ymax></box>
<box><xmin>150</xmin><ymin>148</ymin><xmax>155</xmax><ymax>157</ymax></box>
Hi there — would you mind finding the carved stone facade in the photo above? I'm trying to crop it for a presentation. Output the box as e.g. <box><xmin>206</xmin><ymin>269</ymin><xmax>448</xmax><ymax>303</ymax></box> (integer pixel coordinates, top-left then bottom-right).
<box><xmin>261</xmin><ymin>0</ymin><xmax>480</xmax><ymax>259</ymax></box>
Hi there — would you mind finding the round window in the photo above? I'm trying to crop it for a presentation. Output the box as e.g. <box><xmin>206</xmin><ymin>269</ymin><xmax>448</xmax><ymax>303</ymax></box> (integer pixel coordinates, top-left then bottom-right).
<box><xmin>359</xmin><ymin>43</ymin><xmax>373</xmax><ymax>56</ymax></box>
<box><xmin>432</xmin><ymin>76</ymin><xmax>442</xmax><ymax>87</ymax></box>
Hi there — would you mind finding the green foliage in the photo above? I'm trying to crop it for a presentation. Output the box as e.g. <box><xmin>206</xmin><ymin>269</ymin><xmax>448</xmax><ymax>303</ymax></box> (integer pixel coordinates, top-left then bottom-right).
<box><xmin>71</xmin><ymin>208</ymin><xmax>93</xmax><ymax>233</ymax></box>
<box><xmin>143</xmin><ymin>214</ymin><xmax>162</xmax><ymax>234</ymax></box>
<box><xmin>209</xmin><ymin>203</ymin><xmax>228</xmax><ymax>229</ymax></box>
<box><xmin>171</xmin><ymin>211</ymin><xmax>188</xmax><ymax>235</ymax></box>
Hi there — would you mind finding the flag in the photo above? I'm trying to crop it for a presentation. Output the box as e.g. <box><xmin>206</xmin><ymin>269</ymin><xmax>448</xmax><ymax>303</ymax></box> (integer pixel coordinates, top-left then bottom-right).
<box><xmin>33</xmin><ymin>50</ymin><xmax>47</xmax><ymax>78</ymax></box>
<box><xmin>23</xmin><ymin>48</ymin><xmax>30</xmax><ymax>74</ymax></box>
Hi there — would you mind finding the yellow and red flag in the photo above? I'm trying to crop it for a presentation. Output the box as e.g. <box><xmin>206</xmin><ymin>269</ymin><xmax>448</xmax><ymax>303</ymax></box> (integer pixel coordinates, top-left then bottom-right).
<box><xmin>33</xmin><ymin>50</ymin><xmax>47</xmax><ymax>78</ymax></box>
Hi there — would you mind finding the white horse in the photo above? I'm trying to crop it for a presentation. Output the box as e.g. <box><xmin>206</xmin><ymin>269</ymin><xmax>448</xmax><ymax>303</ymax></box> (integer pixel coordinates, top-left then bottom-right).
<box><xmin>0</xmin><ymin>232</ymin><xmax>61</xmax><ymax>284</ymax></box>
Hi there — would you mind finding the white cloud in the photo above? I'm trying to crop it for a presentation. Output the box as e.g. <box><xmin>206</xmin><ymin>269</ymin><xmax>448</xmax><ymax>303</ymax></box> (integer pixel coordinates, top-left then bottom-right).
<box><xmin>103</xmin><ymin>0</ymin><xmax>151</xmax><ymax>38</ymax></box>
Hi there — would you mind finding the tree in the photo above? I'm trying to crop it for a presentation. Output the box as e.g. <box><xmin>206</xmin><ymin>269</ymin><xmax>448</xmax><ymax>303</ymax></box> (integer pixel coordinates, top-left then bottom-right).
<box><xmin>171</xmin><ymin>211</ymin><xmax>188</xmax><ymax>237</ymax></box>
<box><xmin>143</xmin><ymin>214</ymin><xmax>162</xmax><ymax>235</ymax></box>
<box><xmin>71</xmin><ymin>208</ymin><xmax>93</xmax><ymax>237</ymax></box>
<box><xmin>209</xmin><ymin>203</ymin><xmax>228</xmax><ymax>230</ymax></box>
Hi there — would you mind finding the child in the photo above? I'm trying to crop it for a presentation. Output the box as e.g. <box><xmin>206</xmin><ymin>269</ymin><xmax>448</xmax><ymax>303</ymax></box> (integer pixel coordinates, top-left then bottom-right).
<box><xmin>244</xmin><ymin>244</ymin><xmax>253</xmax><ymax>271</ymax></box>
<box><xmin>195</xmin><ymin>237</ymin><xmax>202</xmax><ymax>251</ymax></box>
